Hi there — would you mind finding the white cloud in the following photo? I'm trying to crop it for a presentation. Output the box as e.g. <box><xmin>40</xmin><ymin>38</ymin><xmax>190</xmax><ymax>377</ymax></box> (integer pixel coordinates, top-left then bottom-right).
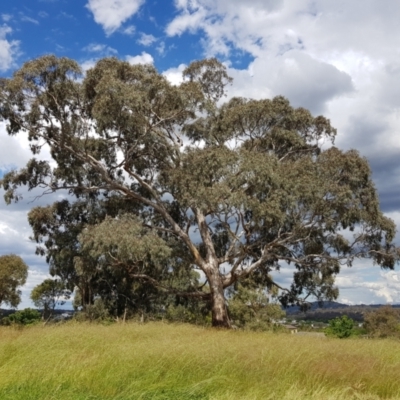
<box><xmin>0</xmin><ymin>120</ymin><xmax>72</xmax><ymax>310</ymax></box>
<box><xmin>20</xmin><ymin>15</ymin><xmax>39</xmax><ymax>25</ymax></box>
<box><xmin>168</xmin><ymin>1</ymin><xmax>400</xmax><ymax>60</ymax></box>
<box><xmin>271</xmin><ymin>258</ymin><xmax>400</xmax><ymax>306</ymax></box>
<box><xmin>166</xmin><ymin>0</ymin><xmax>355</xmax><ymax>114</ymax></box>
<box><xmin>1</xmin><ymin>14</ymin><xmax>12</xmax><ymax>22</ymax></box>
<box><xmin>0</xmin><ymin>206</ymin><xmax>50</xmax><ymax>309</ymax></box>
<box><xmin>162</xmin><ymin>63</ymin><xmax>186</xmax><ymax>86</ymax></box>
<box><xmin>86</xmin><ymin>0</ymin><xmax>144</xmax><ymax>35</ymax></box>
<box><xmin>126</xmin><ymin>52</ymin><xmax>154</xmax><ymax>65</ymax></box>
<box><xmin>122</xmin><ymin>25</ymin><xmax>135</xmax><ymax>36</ymax></box>
<box><xmin>0</xmin><ymin>221</ymin><xmax>18</xmax><ymax>236</ymax></box>
<box><xmin>0</xmin><ymin>25</ymin><xmax>19</xmax><ymax>71</ymax></box>
<box><xmin>336</xmin><ymin>266</ymin><xmax>400</xmax><ymax>305</ymax></box>
<box><xmin>83</xmin><ymin>43</ymin><xmax>118</xmax><ymax>55</ymax></box>
<box><xmin>166</xmin><ymin>1</ymin><xmax>207</xmax><ymax>37</ymax></box>
<box><xmin>137</xmin><ymin>32</ymin><xmax>157</xmax><ymax>46</ymax></box>
<box><xmin>156</xmin><ymin>41</ymin><xmax>166</xmax><ymax>55</ymax></box>
<box><xmin>225</xmin><ymin>51</ymin><xmax>353</xmax><ymax>115</ymax></box>
<box><xmin>80</xmin><ymin>59</ymin><xmax>97</xmax><ymax>72</ymax></box>
<box><xmin>0</xmin><ymin>122</ymin><xmax>38</xmax><ymax>168</ymax></box>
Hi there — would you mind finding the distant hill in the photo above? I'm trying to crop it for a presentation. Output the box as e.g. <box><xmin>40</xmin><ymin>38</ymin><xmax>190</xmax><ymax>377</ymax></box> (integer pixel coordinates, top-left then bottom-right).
<box><xmin>285</xmin><ymin>301</ymin><xmax>349</xmax><ymax>314</ymax></box>
<box><xmin>285</xmin><ymin>302</ymin><xmax>400</xmax><ymax>322</ymax></box>
<box><xmin>0</xmin><ymin>309</ymin><xmax>15</xmax><ymax>318</ymax></box>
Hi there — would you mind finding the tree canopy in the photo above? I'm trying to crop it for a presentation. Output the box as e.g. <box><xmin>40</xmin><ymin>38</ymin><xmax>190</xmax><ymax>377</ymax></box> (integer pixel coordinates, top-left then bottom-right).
<box><xmin>30</xmin><ymin>278</ymin><xmax>71</xmax><ymax>319</ymax></box>
<box><xmin>364</xmin><ymin>306</ymin><xmax>400</xmax><ymax>338</ymax></box>
<box><xmin>27</xmin><ymin>196</ymin><xmax>205</xmax><ymax>317</ymax></box>
<box><xmin>0</xmin><ymin>55</ymin><xmax>398</xmax><ymax>327</ymax></box>
<box><xmin>0</xmin><ymin>254</ymin><xmax>28</xmax><ymax>308</ymax></box>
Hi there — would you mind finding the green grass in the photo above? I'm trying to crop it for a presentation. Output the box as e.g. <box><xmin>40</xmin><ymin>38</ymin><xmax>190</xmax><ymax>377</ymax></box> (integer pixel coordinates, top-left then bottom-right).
<box><xmin>1</xmin><ymin>322</ymin><xmax>400</xmax><ymax>399</ymax></box>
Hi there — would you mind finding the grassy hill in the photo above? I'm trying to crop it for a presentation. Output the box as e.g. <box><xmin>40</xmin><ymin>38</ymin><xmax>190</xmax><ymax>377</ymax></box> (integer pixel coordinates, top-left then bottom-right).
<box><xmin>1</xmin><ymin>322</ymin><xmax>400</xmax><ymax>399</ymax></box>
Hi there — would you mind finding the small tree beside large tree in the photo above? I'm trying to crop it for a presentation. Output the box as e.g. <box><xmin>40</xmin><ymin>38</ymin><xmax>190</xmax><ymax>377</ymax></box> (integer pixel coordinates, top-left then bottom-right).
<box><xmin>30</xmin><ymin>279</ymin><xmax>71</xmax><ymax>320</ymax></box>
<box><xmin>1</xmin><ymin>55</ymin><xmax>399</xmax><ymax>328</ymax></box>
<box><xmin>0</xmin><ymin>254</ymin><xmax>28</xmax><ymax>308</ymax></box>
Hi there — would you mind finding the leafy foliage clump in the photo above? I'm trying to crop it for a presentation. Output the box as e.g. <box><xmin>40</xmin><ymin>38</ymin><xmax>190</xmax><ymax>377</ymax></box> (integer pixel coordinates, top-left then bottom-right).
<box><xmin>228</xmin><ymin>284</ymin><xmax>285</xmax><ymax>331</ymax></box>
<box><xmin>30</xmin><ymin>279</ymin><xmax>71</xmax><ymax>320</ymax></box>
<box><xmin>164</xmin><ymin>304</ymin><xmax>211</xmax><ymax>325</ymax></box>
<box><xmin>1</xmin><ymin>308</ymin><xmax>41</xmax><ymax>326</ymax></box>
<box><xmin>74</xmin><ymin>298</ymin><xmax>113</xmax><ymax>323</ymax></box>
<box><xmin>0</xmin><ymin>254</ymin><xmax>28</xmax><ymax>308</ymax></box>
<box><xmin>364</xmin><ymin>306</ymin><xmax>400</xmax><ymax>338</ymax></box>
<box><xmin>324</xmin><ymin>315</ymin><xmax>355</xmax><ymax>338</ymax></box>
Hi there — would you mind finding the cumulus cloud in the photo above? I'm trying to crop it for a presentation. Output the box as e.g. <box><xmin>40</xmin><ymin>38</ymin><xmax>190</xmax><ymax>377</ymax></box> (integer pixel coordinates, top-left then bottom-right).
<box><xmin>168</xmin><ymin>0</ymin><xmax>400</xmax><ymax>60</ymax></box>
<box><xmin>226</xmin><ymin>51</ymin><xmax>353</xmax><ymax>115</ymax></box>
<box><xmin>83</xmin><ymin>43</ymin><xmax>118</xmax><ymax>55</ymax></box>
<box><xmin>167</xmin><ymin>1</ymin><xmax>356</xmax><ymax>114</ymax></box>
<box><xmin>0</xmin><ymin>204</ymin><xmax>48</xmax><ymax>309</ymax></box>
<box><xmin>271</xmin><ymin>258</ymin><xmax>400</xmax><ymax>306</ymax></box>
<box><xmin>81</xmin><ymin>53</ymin><xmax>139</xmax><ymax>74</ymax></box>
<box><xmin>267</xmin><ymin>52</ymin><xmax>353</xmax><ymax>114</ymax></box>
<box><xmin>137</xmin><ymin>32</ymin><xmax>157</xmax><ymax>46</ymax></box>
<box><xmin>126</xmin><ymin>52</ymin><xmax>154</xmax><ymax>65</ymax></box>
<box><xmin>167</xmin><ymin>0</ymin><xmax>400</xmax><ymax>221</ymax></box>
<box><xmin>156</xmin><ymin>41</ymin><xmax>166</xmax><ymax>55</ymax></box>
<box><xmin>162</xmin><ymin>63</ymin><xmax>188</xmax><ymax>86</ymax></box>
<box><xmin>80</xmin><ymin>59</ymin><xmax>97</xmax><ymax>73</ymax></box>
<box><xmin>0</xmin><ymin>122</ymin><xmax>33</xmax><ymax>169</ymax></box>
<box><xmin>122</xmin><ymin>25</ymin><xmax>135</xmax><ymax>36</ymax></box>
<box><xmin>86</xmin><ymin>0</ymin><xmax>144</xmax><ymax>35</ymax></box>
<box><xmin>0</xmin><ymin>25</ymin><xmax>19</xmax><ymax>71</ymax></box>
<box><xmin>0</xmin><ymin>125</ymin><xmax>74</xmax><ymax>309</ymax></box>
<box><xmin>336</xmin><ymin>266</ymin><xmax>400</xmax><ymax>305</ymax></box>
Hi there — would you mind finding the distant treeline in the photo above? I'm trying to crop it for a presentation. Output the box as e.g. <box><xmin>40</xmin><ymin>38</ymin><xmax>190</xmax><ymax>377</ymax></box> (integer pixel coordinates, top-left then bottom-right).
<box><xmin>287</xmin><ymin>302</ymin><xmax>400</xmax><ymax>322</ymax></box>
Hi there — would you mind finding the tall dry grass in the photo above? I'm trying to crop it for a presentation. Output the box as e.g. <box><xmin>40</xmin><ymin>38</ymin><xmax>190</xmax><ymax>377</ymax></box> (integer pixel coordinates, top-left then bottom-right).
<box><xmin>1</xmin><ymin>321</ymin><xmax>400</xmax><ymax>399</ymax></box>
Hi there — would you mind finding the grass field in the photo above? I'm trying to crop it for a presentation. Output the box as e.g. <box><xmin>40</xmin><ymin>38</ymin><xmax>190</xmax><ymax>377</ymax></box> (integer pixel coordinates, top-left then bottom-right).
<box><xmin>1</xmin><ymin>322</ymin><xmax>400</xmax><ymax>399</ymax></box>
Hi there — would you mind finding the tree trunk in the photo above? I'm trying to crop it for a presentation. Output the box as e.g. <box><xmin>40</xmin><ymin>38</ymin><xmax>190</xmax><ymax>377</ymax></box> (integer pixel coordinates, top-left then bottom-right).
<box><xmin>123</xmin><ymin>299</ymin><xmax>128</xmax><ymax>323</ymax></box>
<box><xmin>207</xmin><ymin>266</ymin><xmax>231</xmax><ymax>328</ymax></box>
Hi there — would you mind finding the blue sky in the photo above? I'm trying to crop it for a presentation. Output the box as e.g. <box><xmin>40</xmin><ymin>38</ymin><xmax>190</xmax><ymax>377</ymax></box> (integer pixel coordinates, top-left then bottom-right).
<box><xmin>1</xmin><ymin>0</ymin><xmax>400</xmax><ymax>308</ymax></box>
<box><xmin>1</xmin><ymin>0</ymin><xmax>201</xmax><ymax>70</ymax></box>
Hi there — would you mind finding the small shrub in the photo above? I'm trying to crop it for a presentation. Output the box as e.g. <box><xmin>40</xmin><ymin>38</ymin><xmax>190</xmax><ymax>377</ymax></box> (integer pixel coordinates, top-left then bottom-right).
<box><xmin>228</xmin><ymin>284</ymin><xmax>285</xmax><ymax>331</ymax></box>
<box><xmin>74</xmin><ymin>298</ymin><xmax>114</xmax><ymax>323</ymax></box>
<box><xmin>165</xmin><ymin>304</ymin><xmax>210</xmax><ymax>325</ymax></box>
<box><xmin>1</xmin><ymin>308</ymin><xmax>41</xmax><ymax>326</ymax></box>
<box><xmin>324</xmin><ymin>315</ymin><xmax>355</xmax><ymax>338</ymax></box>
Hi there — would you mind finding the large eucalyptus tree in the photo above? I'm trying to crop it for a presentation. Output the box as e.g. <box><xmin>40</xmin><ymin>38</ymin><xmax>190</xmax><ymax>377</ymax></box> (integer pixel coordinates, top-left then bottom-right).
<box><xmin>1</xmin><ymin>55</ymin><xmax>398</xmax><ymax>327</ymax></box>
